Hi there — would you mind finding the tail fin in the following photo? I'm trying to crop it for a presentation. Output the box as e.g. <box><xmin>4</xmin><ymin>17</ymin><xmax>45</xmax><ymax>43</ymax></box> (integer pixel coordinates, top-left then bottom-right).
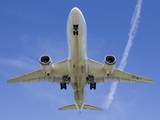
<box><xmin>58</xmin><ymin>104</ymin><xmax>77</xmax><ymax>110</ymax></box>
<box><xmin>83</xmin><ymin>104</ymin><xmax>102</xmax><ymax>110</ymax></box>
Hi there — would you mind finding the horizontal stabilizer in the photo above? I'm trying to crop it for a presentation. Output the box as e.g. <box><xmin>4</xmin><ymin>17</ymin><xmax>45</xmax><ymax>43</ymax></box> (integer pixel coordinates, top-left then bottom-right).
<box><xmin>58</xmin><ymin>104</ymin><xmax>77</xmax><ymax>110</ymax></box>
<box><xmin>83</xmin><ymin>104</ymin><xmax>102</xmax><ymax>110</ymax></box>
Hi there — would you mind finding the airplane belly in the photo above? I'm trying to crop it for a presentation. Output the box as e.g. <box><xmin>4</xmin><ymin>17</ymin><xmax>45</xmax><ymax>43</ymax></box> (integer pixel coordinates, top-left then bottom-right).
<box><xmin>69</xmin><ymin>29</ymin><xmax>87</xmax><ymax>91</ymax></box>
<box><xmin>70</xmin><ymin>70</ymin><xmax>86</xmax><ymax>91</ymax></box>
<box><xmin>67</xmin><ymin>8</ymin><xmax>87</xmax><ymax>91</ymax></box>
<box><xmin>70</xmin><ymin>51</ymin><xmax>86</xmax><ymax>91</ymax></box>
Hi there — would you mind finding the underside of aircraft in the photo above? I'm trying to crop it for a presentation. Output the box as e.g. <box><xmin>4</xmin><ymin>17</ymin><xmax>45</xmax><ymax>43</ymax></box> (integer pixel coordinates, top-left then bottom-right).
<box><xmin>7</xmin><ymin>7</ymin><xmax>154</xmax><ymax>112</ymax></box>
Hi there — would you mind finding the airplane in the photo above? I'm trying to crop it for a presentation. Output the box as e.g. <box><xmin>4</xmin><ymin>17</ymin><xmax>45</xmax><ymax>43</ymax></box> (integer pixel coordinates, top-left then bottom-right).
<box><xmin>7</xmin><ymin>7</ymin><xmax>154</xmax><ymax>113</ymax></box>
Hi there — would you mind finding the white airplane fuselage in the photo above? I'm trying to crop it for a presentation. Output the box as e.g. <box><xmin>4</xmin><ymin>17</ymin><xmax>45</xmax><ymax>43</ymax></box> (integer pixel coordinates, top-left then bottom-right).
<box><xmin>67</xmin><ymin>7</ymin><xmax>87</xmax><ymax>112</ymax></box>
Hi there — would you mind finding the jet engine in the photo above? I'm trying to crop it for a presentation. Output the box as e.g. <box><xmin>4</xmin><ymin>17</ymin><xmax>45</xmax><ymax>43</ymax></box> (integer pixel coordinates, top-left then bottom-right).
<box><xmin>39</xmin><ymin>55</ymin><xmax>52</xmax><ymax>75</ymax></box>
<box><xmin>104</xmin><ymin>55</ymin><xmax>116</xmax><ymax>75</ymax></box>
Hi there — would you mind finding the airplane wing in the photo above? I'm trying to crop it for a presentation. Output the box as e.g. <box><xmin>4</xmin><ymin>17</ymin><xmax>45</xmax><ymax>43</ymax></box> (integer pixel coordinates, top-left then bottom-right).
<box><xmin>88</xmin><ymin>59</ymin><xmax>154</xmax><ymax>84</ymax></box>
<box><xmin>7</xmin><ymin>59</ymin><xmax>70</xmax><ymax>84</ymax></box>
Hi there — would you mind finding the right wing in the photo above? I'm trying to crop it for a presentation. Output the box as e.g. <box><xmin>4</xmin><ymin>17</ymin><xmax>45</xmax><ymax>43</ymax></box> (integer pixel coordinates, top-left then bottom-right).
<box><xmin>7</xmin><ymin>59</ymin><xmax>69</xmax><ymax>84</ymax></box>
<box><xmin>88</xmin><ymin>59</ymin><xmax>154</xmax><ymax>84</ymax></box>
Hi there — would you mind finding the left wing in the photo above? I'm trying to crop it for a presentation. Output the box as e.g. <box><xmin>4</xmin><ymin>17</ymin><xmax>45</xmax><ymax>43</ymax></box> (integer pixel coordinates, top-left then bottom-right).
<box><xmin>7</xmin><ymin>59</ymin><xmax>69</xmax><ymax>84</ymax></box>
<box><xmin>88</xmin><ymin>59</ymin><xmax>154</xmax><ymax>84</ymax></box>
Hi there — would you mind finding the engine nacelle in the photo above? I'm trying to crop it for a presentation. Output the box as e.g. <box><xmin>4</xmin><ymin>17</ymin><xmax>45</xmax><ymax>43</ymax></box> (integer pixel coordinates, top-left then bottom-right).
<box><xmin>104</xmin><ymin>55</ymin><xmax>116</xmax><ymax>75</ymax></box>
<box><xmin>39</xmin><ymin>55</ymin><xmax>52</xmax><ymax>75</ymax></box>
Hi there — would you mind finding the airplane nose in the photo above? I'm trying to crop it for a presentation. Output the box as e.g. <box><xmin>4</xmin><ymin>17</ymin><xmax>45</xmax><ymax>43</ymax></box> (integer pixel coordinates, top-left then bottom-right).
<box><xmin>71</xmin><ymin>7</ymin><xmax>81</xmax><ymax>14</ymax></box>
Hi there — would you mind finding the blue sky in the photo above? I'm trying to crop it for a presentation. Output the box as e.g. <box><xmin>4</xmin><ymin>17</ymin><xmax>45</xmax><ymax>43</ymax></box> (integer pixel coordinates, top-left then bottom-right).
<box><xmin>0</xmin><ymin>0</ymin><xmax>160</xmax><ymax>120</ymax></box>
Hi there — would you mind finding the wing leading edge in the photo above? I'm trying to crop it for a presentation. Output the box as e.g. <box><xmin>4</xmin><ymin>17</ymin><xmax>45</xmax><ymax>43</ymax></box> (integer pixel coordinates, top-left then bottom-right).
<box><xmin>88</xmin><ymin>59</ymin><xmax>154</xmax><ymax>84</ymax></box>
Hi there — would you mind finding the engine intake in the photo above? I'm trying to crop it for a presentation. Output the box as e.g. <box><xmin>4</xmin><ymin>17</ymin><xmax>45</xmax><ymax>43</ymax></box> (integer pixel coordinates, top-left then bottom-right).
<box><xmin>105</xmin><ymin>55</ymin><xmax>116</xmax><ymax>65</ymax></box>
<box><xmin>39</xmin><ymin>55</ymin><xmax>52</xmax><ymax>74</ymax></box>
<box><xmin>104</xmin><ymin>55</ymin><xmax>116</xmax><ymax>75</ymax></box>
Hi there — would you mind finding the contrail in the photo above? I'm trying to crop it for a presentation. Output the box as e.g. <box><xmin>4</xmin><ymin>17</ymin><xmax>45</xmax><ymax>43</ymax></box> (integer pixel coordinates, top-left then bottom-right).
<box><xmin>103</xmin><ymin>0</ymin><xmax>143</xmax><ymax>109</ymax></box>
